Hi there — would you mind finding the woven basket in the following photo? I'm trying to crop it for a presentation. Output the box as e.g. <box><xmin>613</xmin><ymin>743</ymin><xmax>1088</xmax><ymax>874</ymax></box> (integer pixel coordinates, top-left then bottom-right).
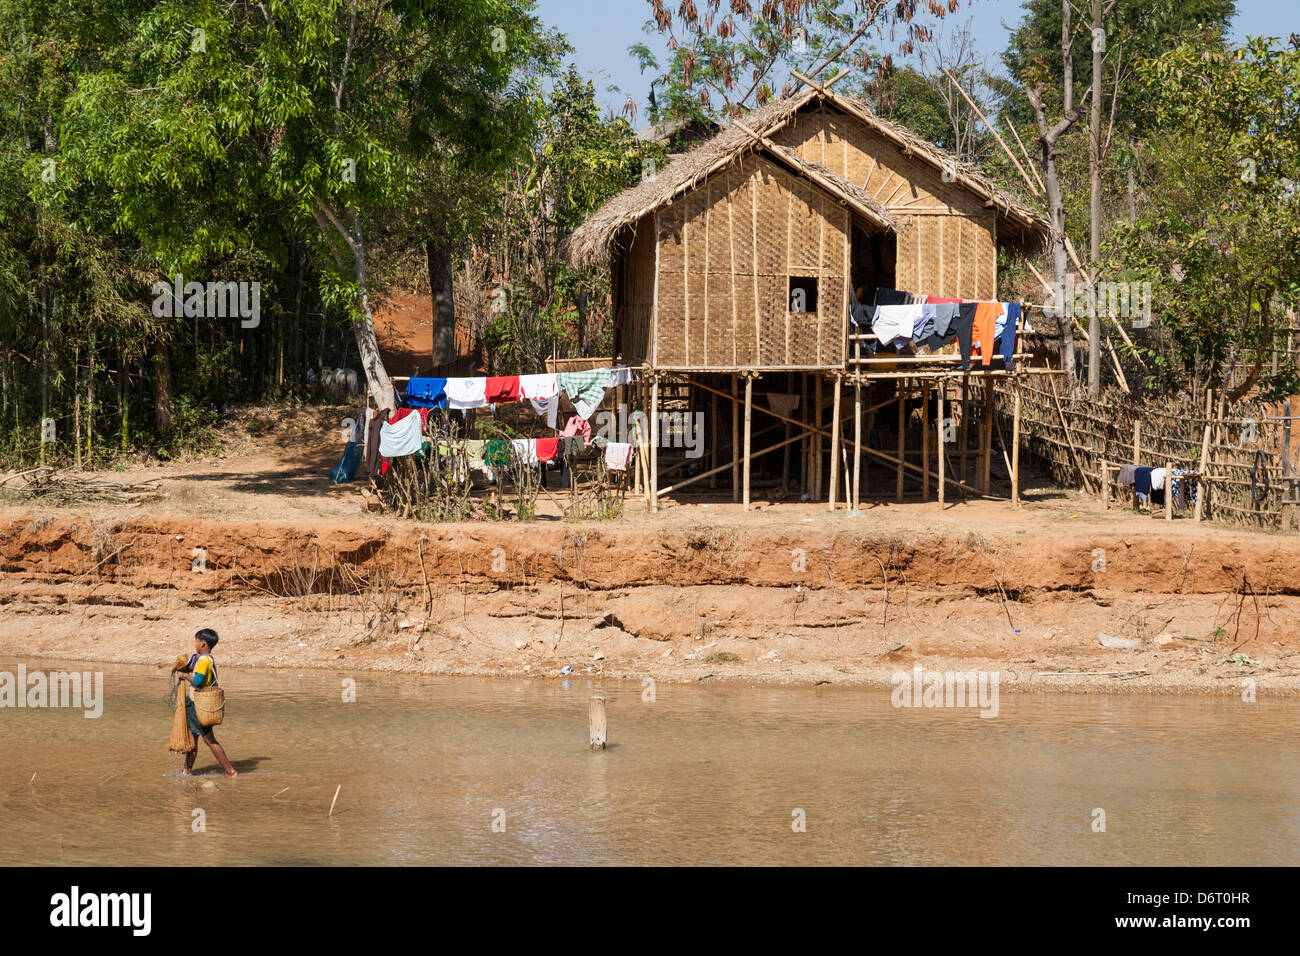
<box><xmin>190</xmin><ymin>686</ymin><xmax>225</xmax><ymax>727</ymax></box>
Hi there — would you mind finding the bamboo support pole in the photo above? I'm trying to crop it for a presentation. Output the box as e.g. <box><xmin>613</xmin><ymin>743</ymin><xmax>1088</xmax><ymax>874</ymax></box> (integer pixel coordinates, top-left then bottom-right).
<box><xmin>896</xmin><ymin>383</ymin><xmax>905</xmax><ymax>501</ymax></box>
<box><xmin>829</xmin><ymin>375</ymin><xmax>842</xmax><ymax>511</ymax></box>
<box><xmin>743</xmin><ymin>374</ymin><xmax>753</xmax><ymax>511</ymax></box>
<box><xmin>937</xmin><ymin>380</ymin><xmax>946</xmax><ymax>509</ymax></box>
<box><xmin>731</xmin><ymin>374</ymin><xmax>739</xmax><ymax>502</ymax></box>
<box><xmin>922</xmin><ymin>383</ymin><xmax>930</xmax><ymax>501</ymax></box>
<box><xmin>650</xmin><ymin>374</ymin><xmax>660</xmax><ymax>513</ymax></box>
<box><xmin>814</xmin><ymin>375</ymin><xmax>824</xmax><ymax>500</ymax></box>
<box><xmin>1011</xmin><ymin>389</ymin><xmax>1021</xmax><ymax>507</ymax></box>
<box><xmin>981</xmin><ymin>382</ymin><xmax>995</xmax><ymax>493</ymax></box>
<box><xmin>853</xmin><ymin>381</ymin><xmax>863</xmax><ymax>510</ymax></box>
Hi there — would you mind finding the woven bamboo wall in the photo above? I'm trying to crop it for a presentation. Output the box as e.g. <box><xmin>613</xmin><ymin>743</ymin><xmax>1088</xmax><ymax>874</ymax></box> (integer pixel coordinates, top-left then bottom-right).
<box><xmin>653</xmin><ymin>151</ymin><xmax>848</xmax><ymax>369</ymax></box>
<box><xmin>771</xmin><ymin>105</ymin><xmax>997</xmax><ymax>299</ymax></box>
<box><xmin>618</xmin><ymin>219</ymin><xmax>656</xmax><ymax>365</ymax></box>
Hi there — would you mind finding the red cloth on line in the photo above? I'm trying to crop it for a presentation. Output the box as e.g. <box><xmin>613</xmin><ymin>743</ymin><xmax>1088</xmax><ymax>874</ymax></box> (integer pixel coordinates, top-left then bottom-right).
<box><xmin>535</xmin><ymin>437</ymin><xmax>560</xmax><ymax>462</ymax></box>
<box><xmin>485</xmin><ymin>376</ymin><xmax>522</xmax><ymax>403</ymax></box>
<box><xmin>560</xmin><ymin>415</ymin><xmax>591</xmax><ymax>440</ymax></box>
<box><xmin>926</xmin><ymin>296</ymin><xmax>962</xmax><ymax>303</ymax></box>
<box><xmin>388</xmin><ymin>407</ymin><xmax>418</xmax><ymax>424</ymax></box>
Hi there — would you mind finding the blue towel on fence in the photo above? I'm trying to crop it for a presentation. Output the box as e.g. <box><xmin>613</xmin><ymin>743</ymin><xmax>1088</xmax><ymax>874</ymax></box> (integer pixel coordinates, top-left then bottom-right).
<box><xmin>404</xmin><ymin>377</ymin><xmax>448</xmax><ymax>409</ymax></box>
<box><xmin>999</xmin><ymin>302</ymin><xmax>1021</xmax><ymax>370</ymax></box>
<box><xmin>1134</xmin><ymin>466</ymin><xmax>1153</xmax><ymax>501</ymax></box>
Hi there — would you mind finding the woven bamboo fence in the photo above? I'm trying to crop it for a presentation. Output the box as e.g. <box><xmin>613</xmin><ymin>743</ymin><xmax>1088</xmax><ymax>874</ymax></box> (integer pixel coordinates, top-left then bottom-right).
<box><xmin>998</xmin><ymin>378</ymin><xmax>1300</xmax><ymax>531</ymax></box>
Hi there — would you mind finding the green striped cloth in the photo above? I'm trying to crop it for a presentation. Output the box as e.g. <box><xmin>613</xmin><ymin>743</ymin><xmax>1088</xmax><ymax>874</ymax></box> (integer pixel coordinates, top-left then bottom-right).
<box><xmin>558</xmin><ymin>370</ymin><xmax>608</xmax><ymax>408</ymax></box>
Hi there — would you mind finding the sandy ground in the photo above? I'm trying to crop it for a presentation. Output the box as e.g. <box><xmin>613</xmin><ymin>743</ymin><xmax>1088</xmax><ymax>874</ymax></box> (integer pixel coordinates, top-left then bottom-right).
<box><xmin>1</xmin><ymin>403</ymin><xmax>1297</xmax><ymax>696</ymax></box>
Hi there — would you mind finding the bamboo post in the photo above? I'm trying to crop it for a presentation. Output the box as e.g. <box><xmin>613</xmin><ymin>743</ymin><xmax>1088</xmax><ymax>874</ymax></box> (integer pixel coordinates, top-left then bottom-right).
<box><xmin>814</xmin><ymin>375</ymin><xmax>824</xmax><ymax>500</ymax></box>
<box><xmin>922</xmin><ymin>383</ymin><xmax>930</xmax><ymax>501</ymax></box>
<box><xmin>650</xmin><ymin>374</ymin><xmax>660</xmax><ymax>513</ymax></box>
<box><xmin>852</xmin><ymin>379</ymin><xmax>862</xmax><ymax>510</ymax></box>
<box><xmin>709</xmin><ymin>385</ymin><xmax>718</xmax><ymax>489</ymax></box>
<box><xmin>1195</xmin><ymin>389</ymin><xmax>1212</xmax><ymax>522</ymax></box>
<box><xmin>731</xmin><ymin>374</ymin><xmax>739</xmax><ymax>502</ymax></box>
<box><xmin>829</xmin><ymin>375</ymin><xmax>842</xmax><ymax>511</ymax></box>
<box><xmin>801</xmin><ymin>373</ymin><xmax>809</xmax><ymax>494</ymax></box>
<box><xmin>959</xmin><ymin>374</ymin><xmax>969</xmax><ymax>486</ymax></box>
<box><xmin>896</xmin><ymin>382</ymin><xmax>905</xmax><ymax>501</ymax></box>
<box><xmin>1133</xmin><ymin>420</ymin><xmax>1140</xmax><ymax>464</ymax></box>
<box><xmin>1011</xmin><ymin>389</ymin><xmax>1021</xmax><ymax>507</ymax></box>
<box><xmin>1101</xmin><ymin>460</ymin><xmax>1110</xmax><ymax>509</ymax></box>
<box><xmin>1165</xmin><ymin>461</ymin><xmax>1173</xmax><ymax>521</ymax></box>
<box><xmin>981</xmin><ymin>381</ymin><xmax>995</xmax><ymax>494</ymax></box>
<box><xmin>936</xmin><ymin>380</ymin><xmax>946</xmax><ymax>509</ymax></box>
<box><xmin>743</xmin><ymin>374</ymin><xmax>753</xmax><ymax>511</ymax></box>
<box><xmin>589</xmin><ymin>697</ymin><xmax>607</xmax><ymax>750</ymax></box>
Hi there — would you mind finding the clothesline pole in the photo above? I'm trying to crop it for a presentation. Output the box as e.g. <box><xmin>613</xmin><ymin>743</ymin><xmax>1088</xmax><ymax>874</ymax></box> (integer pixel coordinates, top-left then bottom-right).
<box><xmin>1012</xmin><ymin>388</ymin><xmax>1022</xmax><ymax>508</ymax></box>
<box><xmin>731</xmin><ymin>374</ymin><xmax>740</xmax><ymax>503</ymax></box>
<box><xmin>828</xmin><ymin>374</ymin><xmax>842</xmax><ymax>512</ymax></box>
<box><xmin>650</xmin><ymin>373</ymin><xmax>660</xmax><ymax>513</ymax></box>
<box><xmin>937</xmin><ymin>380</ymin><xmax>946</xmax><ymax>510</ymax></box>
<box><xmin>896</xmin><ymin>381</ymin><xmax>906</xmax><ymax>502</ymax></box>
<box><xmin>1133</xmin><ymin>420</ymin><xmax>1140</xmax><ymax>465</ymax></box>
<box><xmin>742</xmin><ymin>374</ymin><xmax>753</xmax><ymax>511</ymax></box>
<box><xmin>853</xmin><ymin>378</ymin><xmax>863</xmax><ymax>510</ymax></box>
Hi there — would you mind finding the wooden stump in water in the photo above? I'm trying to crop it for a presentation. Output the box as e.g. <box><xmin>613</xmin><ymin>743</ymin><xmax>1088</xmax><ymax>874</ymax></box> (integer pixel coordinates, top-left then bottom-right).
<box><xmin>589</xmin><ymin>697</ymin><xmax>607</xmax><ymax>751</ymax></box>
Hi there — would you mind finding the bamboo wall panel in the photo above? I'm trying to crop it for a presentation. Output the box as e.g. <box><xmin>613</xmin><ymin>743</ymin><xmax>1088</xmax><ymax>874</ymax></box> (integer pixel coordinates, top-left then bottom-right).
<box><xmin>620</xmin><ymin>219</ymin><xmax>656</xmax><ymax>365</ymax></box>
<box><xmin>654</xmin><ymin>152</ymin><xmax>847</xmax><ymax>369</ymax></box>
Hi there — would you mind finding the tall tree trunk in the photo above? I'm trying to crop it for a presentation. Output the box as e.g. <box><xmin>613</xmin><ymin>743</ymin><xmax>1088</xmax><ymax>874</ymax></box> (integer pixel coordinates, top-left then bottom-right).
<box><xmin>349</xmin><ymin>215</ymin><xmax>396</xmax><ymax>410</ymax></box>
<box><xmin>1027</xmin><ymin>84</ymin><xmax>1083</xmax><ymax>379</ymax></box>
<box><xmin>1062</xmin><ymin>0</ymin><xmax>1073</xmax><ymax>114</ymax></box>
<box><xmin>153</xmin><ymin>348</ymin><xmax>174</xmax><ymax>434</ymax></box>
<box><xmin>427</xmin><ymin>240</ymin><xmax>456</xmax><ymax>368</ymax></box>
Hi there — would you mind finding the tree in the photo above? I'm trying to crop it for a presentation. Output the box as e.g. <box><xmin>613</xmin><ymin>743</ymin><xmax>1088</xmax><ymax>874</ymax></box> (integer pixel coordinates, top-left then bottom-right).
<box><xmin>1108</xmin><ymin>37</ymin><xmax>1300</xmax><ymax>399</ymax></box>
<box><xmin>61</xmin><ymin>0</ymin><xmax>560</xmax><ymax>411</ymax></box>
<box><xmin>631</xmin><ymin>0</ymin><xmax>964</xmax><ymax>122</ymax></box>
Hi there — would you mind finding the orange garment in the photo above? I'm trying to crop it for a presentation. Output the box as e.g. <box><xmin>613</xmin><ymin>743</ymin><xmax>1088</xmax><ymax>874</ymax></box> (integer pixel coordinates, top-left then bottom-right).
<box><xmin>972</xmin><ymin>302</ymin><xmax>1005</xmax><ymax>367</ymax></box>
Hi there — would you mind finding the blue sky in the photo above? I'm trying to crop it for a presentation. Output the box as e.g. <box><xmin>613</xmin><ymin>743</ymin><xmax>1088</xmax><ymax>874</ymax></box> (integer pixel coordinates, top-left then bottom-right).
<box><xmin>534</xmin><ymin>0</ymin><xmax>1297</xmax><ymax>117</ymax></box>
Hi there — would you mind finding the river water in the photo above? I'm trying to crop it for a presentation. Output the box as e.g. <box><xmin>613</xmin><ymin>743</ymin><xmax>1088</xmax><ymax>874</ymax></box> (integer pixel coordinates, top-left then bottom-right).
<box><xmin>0</xmin><ymin>657</ymin><xmax>1296</xmax><ymax>865</ymax></box>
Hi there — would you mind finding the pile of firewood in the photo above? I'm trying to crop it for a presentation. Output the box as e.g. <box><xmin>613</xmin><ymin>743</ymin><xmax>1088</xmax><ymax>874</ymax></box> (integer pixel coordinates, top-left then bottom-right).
<box><xmin>0</xmin><ymin>467</ymin><xmax>164</xmax><ymax>504</ymax></box>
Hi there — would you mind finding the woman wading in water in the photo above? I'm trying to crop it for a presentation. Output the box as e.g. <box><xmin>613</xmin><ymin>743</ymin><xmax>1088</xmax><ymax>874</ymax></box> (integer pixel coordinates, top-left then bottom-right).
<box><xmin>176</xmin><ymin>628</ymin><xmax>238</xmax><ymax>777</ymax></box>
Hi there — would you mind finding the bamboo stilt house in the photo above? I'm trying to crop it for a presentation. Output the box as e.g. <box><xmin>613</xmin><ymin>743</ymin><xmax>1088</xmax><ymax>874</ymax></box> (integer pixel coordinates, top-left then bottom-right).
<box><xmin>563</xmin><ymin>82</ymin><xmax>1054</xmax><ymax>513</ymax></box>
<box><xmin>564</xmin><ymin>84</ymin><xmax>1051</xmax><ymax>373</ymax></box>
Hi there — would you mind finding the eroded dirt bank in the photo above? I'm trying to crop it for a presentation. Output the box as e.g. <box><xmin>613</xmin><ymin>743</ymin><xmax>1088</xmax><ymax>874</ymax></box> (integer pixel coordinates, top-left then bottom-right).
<box><xmin>2</xmin><ymin>513</ymin><xmax>1297</xmax><ymax>694</ymax></box>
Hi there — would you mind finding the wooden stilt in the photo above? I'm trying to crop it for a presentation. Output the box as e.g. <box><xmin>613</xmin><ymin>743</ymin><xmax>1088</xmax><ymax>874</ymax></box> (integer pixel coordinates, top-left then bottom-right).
<box><xmin>981</xmin><ymin>381</ymin><xmax>995</xmax><ymax>494</ymax></box>
<box><xmin>959</xmin><ymin>374</ymin><xmax>970</xmax><ymax>487</ymax></box>
<box><xmin>1133</xmin><ymin>420</ymin><xmax>1140</xmax><ymax>464</ymax></box>
<box><xmin>731</xmin><ymin>374</ymin><xmax>739</xmax><ymax>502</ymax></box>
<box><xmin>814</xmin><ymin>375</ymin><xmax>824</xmax><ymax>500</ymax></box>
<box><xmin>1011</xmin><ymin>389</ymin><xmax>1021</xmax><ymax>508</ymax></box>
<box><xmin>709</xmin><ymin>382</ymin><xmax>718</xmax><ymax>489</ymax></box>
<box><xmin>829</xmin><ymin>375</ymin><xmax>842</xmax><ymax>512</ymax></box>
<box><xmin>650</xmin><ymin>374</ymin><xmax>660</xmax><ymax>513</ymax></box>
<box><xmin>1165</xmin><ymin>460</ymin><xmax>1173</xmax><ymax>521</ymax></box>
<box><xmin>742</xmin><ymin>374</ymin><xmax>753</xmax><ymax>511</ymax></box>
<box><xmin>852</xmin><ymin>379</ymin><xmax>862</xmax><ymax>510</ymax></box>
<box><xmin>896</xmin><ymin>382</ymin><xmax>905</xmax><ymax>502</ymax></box>
<box><xmin>801</xmin><ymin>373</ymin><xmax>809</xmax><ymax>495</ymax></box>
<box><xmin>922</xmin><ymin>383</ymin><xmax>930</xmax><ymax>501</ymax></box>
<box><xmin>937</xmin><ymin>380</ymin><xmax>946</xmax><ymax>509</ymax></box>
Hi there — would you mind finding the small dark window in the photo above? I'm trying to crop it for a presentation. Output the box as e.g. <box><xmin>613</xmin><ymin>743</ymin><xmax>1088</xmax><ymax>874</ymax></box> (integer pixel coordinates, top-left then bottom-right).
<box><xmin>788</xmin><ymin>276</ymin><xmax>818</xmax><ymax>313</ymax></box>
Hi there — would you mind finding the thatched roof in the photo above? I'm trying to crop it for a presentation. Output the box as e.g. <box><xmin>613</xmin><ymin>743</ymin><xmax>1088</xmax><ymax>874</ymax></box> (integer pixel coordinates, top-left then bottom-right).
<box><xmin>564</xmin><ymin>87</ymin><xmax>1051</xmax><ymax>271</ymax></box>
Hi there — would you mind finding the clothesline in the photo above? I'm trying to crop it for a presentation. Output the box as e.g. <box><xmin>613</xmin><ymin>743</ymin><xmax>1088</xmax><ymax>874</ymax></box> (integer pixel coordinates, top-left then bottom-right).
<box><xmin>401</xmin><ymin>366</ymin><xmax>636</xmax><ymax>426</ymax></box>
<box><xmin>852</xmin><ymin>286</ymin><xmax>1026</xmax><ymax>371</ymax></box>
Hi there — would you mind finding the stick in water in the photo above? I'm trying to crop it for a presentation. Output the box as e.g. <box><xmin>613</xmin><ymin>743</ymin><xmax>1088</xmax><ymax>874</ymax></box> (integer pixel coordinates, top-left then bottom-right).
<box><xmin>328</xmin><ymin>785</ymin><xmax>341</xmax><ymax>817</ymax></box>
